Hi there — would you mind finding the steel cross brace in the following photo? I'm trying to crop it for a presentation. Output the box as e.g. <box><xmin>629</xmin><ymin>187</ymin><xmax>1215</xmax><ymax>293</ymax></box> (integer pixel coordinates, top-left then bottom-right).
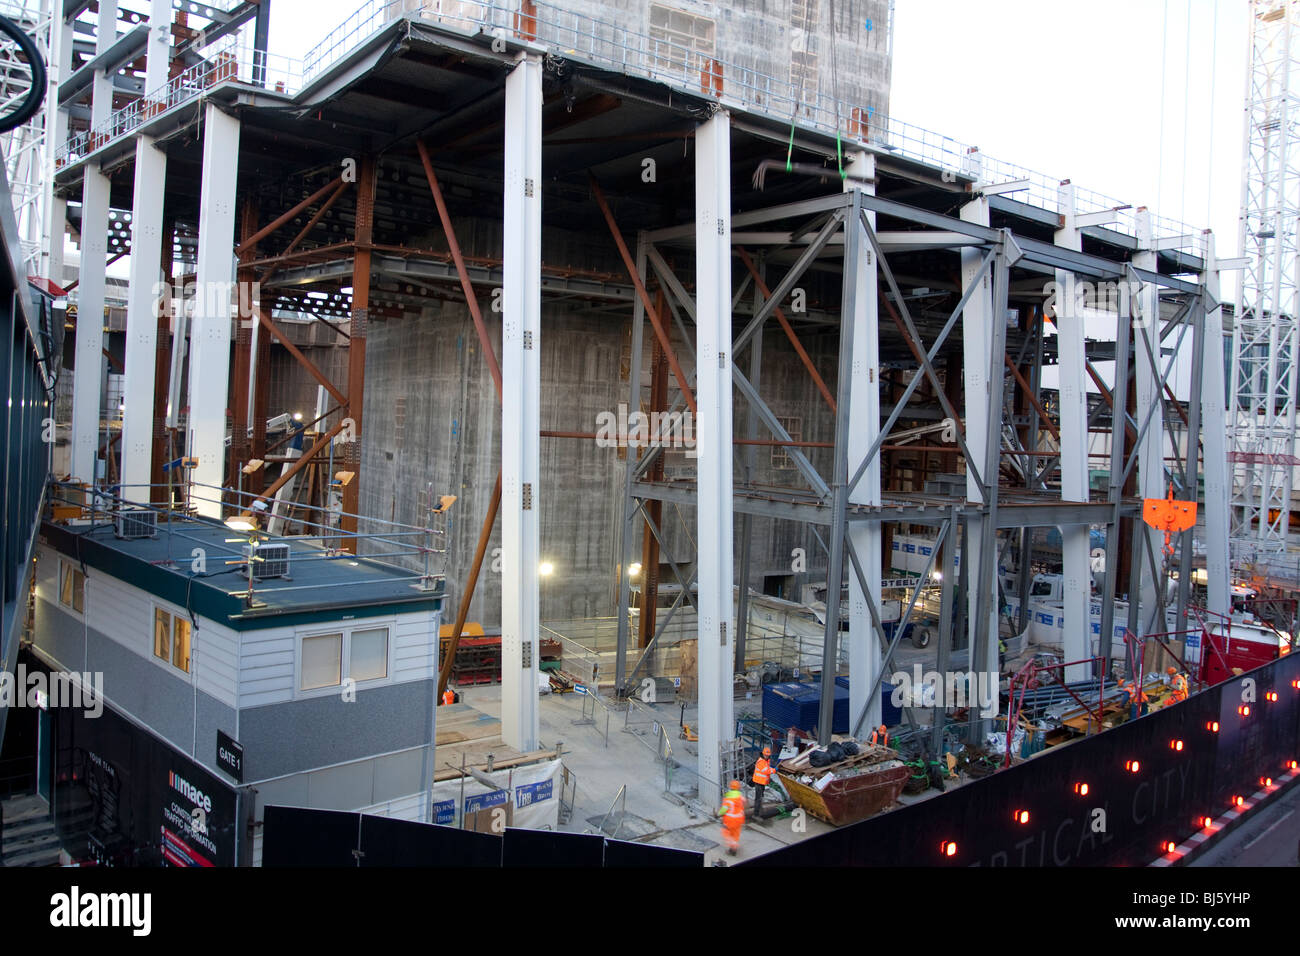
<box><xmin>846</xmin><ymin>246</ymin><xmax>997</xmax><ymax>498</ymax></box>
<box><xmin>860</xmin><ymin>208</ymin><xmax>990</xmax><ymax>498</ymax></box>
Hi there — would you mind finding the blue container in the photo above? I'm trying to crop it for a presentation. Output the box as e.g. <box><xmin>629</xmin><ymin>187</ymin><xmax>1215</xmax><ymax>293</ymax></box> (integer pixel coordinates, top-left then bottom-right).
<box><xmin>835</xmin><ymin>675</ymin><xmax>903</xmax><ymax>728</ymax></box>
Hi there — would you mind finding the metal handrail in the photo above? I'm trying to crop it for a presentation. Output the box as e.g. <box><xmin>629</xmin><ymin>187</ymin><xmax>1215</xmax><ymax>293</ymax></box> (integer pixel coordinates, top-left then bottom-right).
<box><xmin>55</xmin><ymin>0</ymin><xmax>1208</xmax><ymax>256</ymax></box>
<box><xmin>595</xmin><ymin>783</ymin><xmax>626</xmax><ymax>838</ymax></box>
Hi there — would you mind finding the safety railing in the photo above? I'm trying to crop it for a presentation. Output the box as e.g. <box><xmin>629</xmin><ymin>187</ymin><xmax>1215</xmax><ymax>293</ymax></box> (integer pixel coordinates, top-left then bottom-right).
<box><xmin>45</xmin><ymin>479</ymin><xmax>449</xmax><ymax>596</ymax></box>
<box><xmin>572</xmin><ymin>685</ymin><xmax>613</xmax><ymax>747</ymax></box>
<box><xmin>57</xmin><ymin>0</ymin><xmax>1210</xmax><ymax>258</ymax></box>
<box><xmin>594</xmin><ymin>783</ymin><xmax>626</xmax><ymax>838</ymax></box>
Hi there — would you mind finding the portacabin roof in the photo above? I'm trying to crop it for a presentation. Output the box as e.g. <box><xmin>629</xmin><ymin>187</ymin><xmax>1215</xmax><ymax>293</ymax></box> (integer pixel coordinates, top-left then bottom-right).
<box><xmin>40</xmin><ymin>515</ymin><xmax>443</xmax><ymax>630</ymax></box>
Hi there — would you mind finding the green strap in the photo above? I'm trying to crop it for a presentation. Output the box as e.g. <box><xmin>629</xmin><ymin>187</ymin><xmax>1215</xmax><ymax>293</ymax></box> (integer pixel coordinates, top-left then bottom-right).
<box><xmin>785</xmin><ymin>121</ymin><xmax>795</xmax><ymax>172</ymax></box>
<box><xmin>836</xmin><ymin>127</ymin><xmax>845</xmax><ymax>179</ymax></box>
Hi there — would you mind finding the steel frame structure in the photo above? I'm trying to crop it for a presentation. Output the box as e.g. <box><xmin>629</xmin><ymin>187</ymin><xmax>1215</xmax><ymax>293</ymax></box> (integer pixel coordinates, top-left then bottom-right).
<box><xmin>44</xmin><ymin>5</ymin><xmax>1236</xmax><ymax>782</ymax></box>
<box><xmin>1232</xmin><ymin>0</ymin><xmax>1300</xmax><ymax>551</ymax></box>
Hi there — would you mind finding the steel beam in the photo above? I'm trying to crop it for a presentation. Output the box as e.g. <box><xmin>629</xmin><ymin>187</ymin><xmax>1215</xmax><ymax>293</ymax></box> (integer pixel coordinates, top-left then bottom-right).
<box><xmin>1200</xmin><ymin>235</ymin><xmax>1231</xmax><ymax>620</ymax></box>
<box><xmin>186</xmin><ymin>104</ymin><xmax>241</xmax><ymax>515</ymax></box>
<box><xmin>119</xmin><ymin>135</ymin><xmax>167</xmax><ymax>499</ymax></box>
<box><xmin>1133</xmin><ymin>211</ymin><xmax>1166</xmax><ymax>638</ymax></box>
<box><xmin>843</xmin><ymin>152</ymin><xmax>883</xmax><ymax>735</ymax></box>
<box><xmin>500</xmin><ymin>52</ymin><xmax>543</xmax><ymax>752</ymax></box>
<box><xmin>339</xmin><ymin>155</ymin><xmax>375</xmax><ymax>548</ymax></box>
<box><xmin>693</xmin><ymin>109</ymin><xmax>735</xmax><ymax>794</ymax></box>
<box><xmin>1054</xmin><ymin>183</ymin><xmax>1094</xmax><ymax>680</ymax></box>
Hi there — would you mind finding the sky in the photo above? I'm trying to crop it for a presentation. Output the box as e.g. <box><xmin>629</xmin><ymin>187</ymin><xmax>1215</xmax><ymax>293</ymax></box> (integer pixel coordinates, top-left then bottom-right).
<box><xmin>890</xmin><ymin>0</ymin><xmax>1246</xmax><ymax>258</ymax></box>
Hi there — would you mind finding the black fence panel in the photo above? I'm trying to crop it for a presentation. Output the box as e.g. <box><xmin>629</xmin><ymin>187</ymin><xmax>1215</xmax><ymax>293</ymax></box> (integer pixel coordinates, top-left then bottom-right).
<box><xmin>502</xmin><ymin>827</ymin><xmax>604</xmax><ymax>867</ymax></box>
<box><xmin>359</xmin><ymin>815</ymin><xmax>502</xmax><ymax>867</ymax></box>
<box><xmin>263</xmin><ymin>806</ymin><xmax>359</xmax><ymax>867</ymax></box>
<box><xmin>743</xmin><ymin>650</ymin><xmax>1300</xmax><ymax>867</ymax></box>
<box><xmin>604</xmin><ymin>838</ymin><xmax>705</xmax><ymax>868</ymax></box>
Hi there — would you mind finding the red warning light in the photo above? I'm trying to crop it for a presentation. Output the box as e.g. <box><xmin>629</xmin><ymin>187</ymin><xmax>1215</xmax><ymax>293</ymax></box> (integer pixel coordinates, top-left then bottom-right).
<box><xmin>940</xmin><ymin>840</ymin><xmax>958</xmax><ymax>857</ymax></box>
<box><xmin>1206</xmin><ymin>721</ymin><xmax>1220</xmax><ymax>732</ymax></box>
<box><xmin>1125</xmin><ymin>759</ymin><xmax>1141</xmax><ymax>773</ymax></box>
<box><xmin>1200</xmin><ymin>816</ymin><xmax>1213</xmax><ymax>828</ymax></box>
<box><xmin>1162</xmin><ymin>840</ymin><xmax>1177</xmax><ymax>853</ymax></box>
<box><xmin>1261</xmin><ymin>776</ymin><xmax>1274</xmax><ymax>787</ymax></box>
<box><xmin>1013</xmin><ymin>809</ymin><xmax>1030</xmax><ymax>824</ymax></box>
<box><xmin>1169</xmin><ymin>739</ymin><xmax>1184</xmax><ymax>752</ymax></box>
<box><xmin>1232</xmin><ymin>795</ymin><xmax>1245</xmax><ymax>807</ymax></box>
<box><xmin>1288</xmin><ymin>760</ymin><xmax>1298</xmax><ymax>771</ymax></box>
<box><xmin>1266</xmin><ymin>691</ymin><xmax>1278</xmax><ymax>702</ymax></box>
<box><xmin>1074</xmin><ymin>782</ymin><xmax>1090</xmax><ymax>796</ymax></box>
<box><xmin>1238</xmin><ymin>705</ymin><xmax>1251</xmax><ymax>717</ymax></box>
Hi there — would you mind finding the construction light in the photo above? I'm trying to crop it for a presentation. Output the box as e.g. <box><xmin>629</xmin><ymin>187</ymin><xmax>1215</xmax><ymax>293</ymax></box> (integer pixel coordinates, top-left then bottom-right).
<box><xmin>224</xmin><ymin>514</ymin><xmax>258</xmax><ymax>533</ymax></box>
<box><xmin>1162</xmin><ymin>840</ymin><xmax>1177</xmax><ymax>854</ymax></box>
<box><xmin>1291</xmin><ymin>679</ymin><xmax>1299</xmax><ymax>690</ymax></box>
<box><xmin>628</xmin><ymin>563</ymin><xmax>641</xmax><ymax>578</ymax></box>
<box><xmin>539</xmin><ymin>562</ymin><xmax>554</xmax><ymax>577</ymax></box>
<box><xmin>1169</xmin><ymin>739</ymin><xmax>1184</xmax><ymax>752</ymax></box>
<box><xmin>1266</xmin><ymin>691</ymin><xmax>1279</xmax><ymax>702</ymax></box>
<box><xmin>1238</xmin><ymin>705</ymin><xmax>1251</xmax><ymax>717</ymax></box>
<box><xmin>940</xmin><ymin>840</ymin><xmax>958</xmax><ymax>857</ymax></box>
<box><xmin>1013</xmin><ymin>809</ymin><xmax>1030</xmax><ymax>824</ymax></box>
<box><xmin>1074</xmin><ymin>782</ymin><xmax>1090</xmax><ymax>796</ymax></box>
<box><xmin>1288</xmin><ymin>760</ymin><xmax>1298</xmax><ymax>771</ymax></box>
<box><xmin>1206</xmin><ymin>720</ymin><xmax>1220</xmax><ymax>733</ymax></box>
<box><xmin>1200</xmin><ymin>816</ymin><xmax>1214</xmax><ymax>829</ymax></box>
<box><xmin>1125</xmin><ymin>759</ymin><xmax>1141</xmax><ymax>773</ymax></box>
<box><xmin>1261</xmin><ymin>777</ymin><xmax>1273</xmax><ymax>788</ymax></box>
<box><xmin>1232</xmin><ymin>795</ymin><xmax>1245</xmax><ymax>807</ymax></box>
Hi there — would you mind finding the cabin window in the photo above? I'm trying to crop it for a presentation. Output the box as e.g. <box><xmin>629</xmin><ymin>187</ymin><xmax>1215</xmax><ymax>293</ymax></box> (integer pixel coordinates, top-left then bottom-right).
<box><xmin>154</xmin><ymin>608</ymin><xmax>171</xmax><ymax>662</ymax></box>
<box><xmin>301</xmin><ymin>633</ymin><xmax>343</xmax><ymax>690</ymax></box>
<box><xmin>172</xmin><ymin>616</ymin><xmax>191</xmax><ymax>673</ymax></box>
<box><xmin>59</xmin><ymin>560</ymin><xmax>85</xmax><ymax>613</ymax></box>
<box><xmin>350</xmin><ymin>627</ymin><xmax>389</xmax><ymax>682</ymax></box>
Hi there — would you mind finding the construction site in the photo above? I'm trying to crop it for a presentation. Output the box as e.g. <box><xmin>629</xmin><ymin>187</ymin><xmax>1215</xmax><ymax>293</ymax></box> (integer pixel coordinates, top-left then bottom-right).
<box><xmin>0</xmin><ymin>0</ymin><xmax>1299</xmax><ymax>870</ymax></box>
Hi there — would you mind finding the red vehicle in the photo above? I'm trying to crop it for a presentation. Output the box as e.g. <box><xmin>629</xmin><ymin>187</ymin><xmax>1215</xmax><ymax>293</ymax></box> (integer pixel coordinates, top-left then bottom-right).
<box><xmin>1199</xmin><ymin>617</ymin><xmax>1291</xmax><ymax>685</ymax></box>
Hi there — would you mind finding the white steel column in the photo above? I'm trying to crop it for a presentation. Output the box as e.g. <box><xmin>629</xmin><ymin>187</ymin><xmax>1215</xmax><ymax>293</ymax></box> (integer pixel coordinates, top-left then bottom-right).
<box><xmin>500</xmin><ymin>53</ymin><xmax>542</xmax><ymax>752</ymax></box>
<box><xmin>68</xmin><ymin>0</ymin><xmax>119</xmax><ymax>484</ymax></box>
<box><xmin>1054</xmin><ymin>182</ymin><xmax>1092</xmax><ymax>679</ymax></box>
<box><xmin>120</xmin><ymin>0</ymin><xmax>173</xmax><ymax>500</ymax></box>
<box><xmin>1201</xmin><ymin>233</ymin><xmax>1233</xmax><ymax>620</ymax></box>
<box><xmin>960</xmin><ymin>159</ymin><xmax>1000</xmax><ymax>668</ymax></box>
<box><xmin>186</xmin><ymin>104</ymin><xmax>240</xmax><ymax>515</ymax></box>
<box><xmin>1133</xmin><ymin>210</ymin><xmax>1165</xmax><ymax>633</ymax></box>
<box><xmin>695</xmin><ymin>110</ymin><xmax>734</xmax><ymax>796</ymax></box>
<box><xmin>40</xmin><ymin>11</ymin><xmax>73</xmax><ymax>283</ymax></box>
<box><xmin>845</xmin><ymin>151</ymin><xmax>882</xmax><ymax>730</ymax></box>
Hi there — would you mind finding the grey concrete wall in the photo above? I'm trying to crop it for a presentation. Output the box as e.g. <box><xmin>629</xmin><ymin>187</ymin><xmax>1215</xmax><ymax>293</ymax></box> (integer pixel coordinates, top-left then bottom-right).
<box><xmin>237</xmin><ymin>678</ymin><xmax>436</xmax><ymax>780</ymax></box>
<box><xmin>358</xmin><ymin>213</ymin><xmax>844</xmax><ymax>629</ymax></box>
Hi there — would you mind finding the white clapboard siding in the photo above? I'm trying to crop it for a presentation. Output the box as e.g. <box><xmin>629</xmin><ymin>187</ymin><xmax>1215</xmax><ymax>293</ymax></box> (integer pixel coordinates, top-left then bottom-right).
<box><xmin>191</xmin><ymin>618</ymin><xmax>239</xmax><ymax>708</ymax></box>
<box><xmin>86</xmin><ymin>573</ymin><xmax>152</xmax><ymax>657</ymax></box>
<box><xmin>392</xmin><ymin>612</ymin><xmax>437</xmax><ymax>682</ymax></box>
<box><xmin>238</xmin><ymin>625</ymin><xmax>297</xmax><ymax>707</ymax></box>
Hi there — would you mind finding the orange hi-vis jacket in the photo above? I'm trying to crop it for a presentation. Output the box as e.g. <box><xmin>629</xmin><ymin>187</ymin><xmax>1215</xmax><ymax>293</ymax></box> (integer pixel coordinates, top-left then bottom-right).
<box><xmin>441</xmin><ymin>689</ymin><xmax>455</xmax><ymax>705</ymax></box>
<box><xmin>752</xmin><ymin>757</ymin><xmax>775</xmax><ymax>786</ymax></box>
<box><xmin>720</xmin><ymin>790</ymin><xmax>745</xmax><ymax>829</ymax></box>
<box><xmin>1124</xmin><ymin>682</ymin><xmax>1148</xmax><ymax>703</ymax></box>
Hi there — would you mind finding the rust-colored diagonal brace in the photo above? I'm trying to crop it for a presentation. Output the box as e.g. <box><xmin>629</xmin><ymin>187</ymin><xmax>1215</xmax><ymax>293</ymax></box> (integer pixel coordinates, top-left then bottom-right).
<box><xmin>417</xmin><ymin>138</ymin><xmax>503</xmax><ymax>399</ymax></box>
<box><xmin>256</xmin><ymin>308</ymin><xmax>348</xmax><ymax>407</ymax></box>
<box><xmin>1003</xmin><ymin>352</ymin><xmax>1059</xmax><ymax>442</ymax></box>
<box><xmin>1086</xmin><ymin>359</ymin><xmax>1138</xmax><ymax>445</ymax></box>
<box><xmin>257</xmin><ymin>179</ymin><xmax>350</xmax><ymax>284</ymax></box>
<box><xmin>255</xmin><ymin>417</ymin><xmax>348</xmax><ymax>503</ymax></box>
<box><xmin>416</xmin><ymin>139</ymin><xmax>508</xmax><ymax>695</ymax></box>
<box><xmin>235</xmin><ymin>176</ymin><xmax>344</xmax><ymax>255</ymax></box>
<box><xmin>589</xmin><ymin>174</ymin><xmax>697</xmax><ymax>415</ymax></box>
<box><xmin>736</xmin><ymin>245</ymin><xmax>835</xmax><ymax>413</ymax></box>
<box><xmin>438</xmin><ymin>473</ymin><xmax>501</xmax><ymax>699</ymax></box>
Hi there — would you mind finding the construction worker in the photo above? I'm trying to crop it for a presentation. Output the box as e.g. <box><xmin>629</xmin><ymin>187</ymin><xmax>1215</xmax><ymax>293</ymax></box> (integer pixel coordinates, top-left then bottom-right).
<box><xmin>1170</xmin><ymin>671</ymin><xmax>1189</xmax><ymax>704</ymax></box>
<box><xmin>1165</xmin><ymin>666</ymin><xmax>1178</xmax><ymax>687</ymax></box>
<box><xmin>441</xmin><ymin>688</ymin><xmax>455</xmax><ymax>706</ymax></box>
<box><xmin>719</xmin><ymin>780</ymin><xmax>745</xmax><ymax>856</ymax></box>
<box><xmin>870</xmin><ymin>724</ymin><xmax>889</xmax><ymax>748</ymax></box>
<box><xmin>751</xmin><ymin>747</ymin><xmax>776</xmax><ymax>817</ymax></box>
<box><xmin>1122</xmin><ymin>679</ymin><xmax>1148</xmax><ymax>720</ymax></box>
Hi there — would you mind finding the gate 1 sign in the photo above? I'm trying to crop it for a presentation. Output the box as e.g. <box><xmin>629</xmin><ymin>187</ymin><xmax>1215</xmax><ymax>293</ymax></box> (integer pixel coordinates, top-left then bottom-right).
<box><xmin>217</xmin><ymin>730</ymin><xmax>243</xmax><ymax>782</ymax></box>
